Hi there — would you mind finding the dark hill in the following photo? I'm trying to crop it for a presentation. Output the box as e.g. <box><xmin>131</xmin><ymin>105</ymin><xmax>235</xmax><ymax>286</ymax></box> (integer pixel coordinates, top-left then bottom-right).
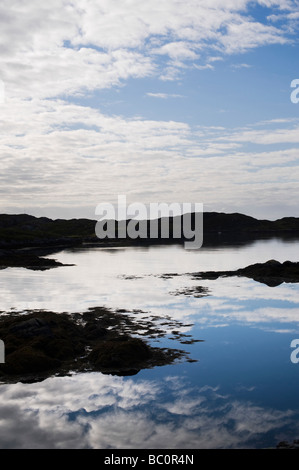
<box><xmin>0</xmin><ymin>211</ymin><xmax>299</xmax><ymax>249</ymax></box>
<box><xmin>0</xmin><ymin>214</ymin><xmax>96</xmax><ymax>248</ymax></box>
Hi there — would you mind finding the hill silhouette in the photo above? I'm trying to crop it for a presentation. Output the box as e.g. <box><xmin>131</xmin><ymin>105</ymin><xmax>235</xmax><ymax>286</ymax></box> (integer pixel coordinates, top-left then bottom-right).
<box><xmin>0</xmin><ymin>211</ymin><xmax>299</xmax><ymax>249</ymax></box>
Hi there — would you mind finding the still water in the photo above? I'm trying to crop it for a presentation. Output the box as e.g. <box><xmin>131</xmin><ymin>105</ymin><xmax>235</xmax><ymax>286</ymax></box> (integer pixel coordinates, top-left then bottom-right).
<box><xmin>0</xmin><ymin>238</ymin><xmax>299</xmax><ymax>449</ymax></box>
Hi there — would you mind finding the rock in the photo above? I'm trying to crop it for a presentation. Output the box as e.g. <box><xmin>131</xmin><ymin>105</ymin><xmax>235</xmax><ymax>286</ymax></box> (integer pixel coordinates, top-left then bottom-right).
<box><xmin>191</xmin><ymin>260</ymin><xmax>299</xmax><ymax>287</ymax></box>
<box><xmin>0</xmin><ymin>311</ymin><xmax>86</xmax><ymax>379</ymax></box>
<box><xmin>0</xmin><ymin>249</ymin><xmax>66</xmax><ymax>271</ymax></box>
<box><xmin>5</xmin><ymin>347</ymin><xmax>61</xmax><ymax>375</ymax></box>
<box><xmin>83</xmin><ymin>321</ymin><xmax>107</xmax><ymax>340</ymax></box>
<box><xmin>11</xmin><ymin>318</ymin><xmax>53</xmax><ymax>337</ymax></box>
<box><xmin>0</xmin><ymin>308</ymin><xmax>190</xmax><ymax>381</ymax></box>
<box><xmin>88</xmin><ymin>336</ymin><xmax>152</xmax><ymax>372</ymax></box>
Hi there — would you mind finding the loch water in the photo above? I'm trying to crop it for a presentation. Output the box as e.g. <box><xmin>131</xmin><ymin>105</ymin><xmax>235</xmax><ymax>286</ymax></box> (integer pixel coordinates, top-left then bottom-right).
<box><xmin>1</xmin><ymin>237</ymin><xmax>299</xmax><ymax>449</ymax></box>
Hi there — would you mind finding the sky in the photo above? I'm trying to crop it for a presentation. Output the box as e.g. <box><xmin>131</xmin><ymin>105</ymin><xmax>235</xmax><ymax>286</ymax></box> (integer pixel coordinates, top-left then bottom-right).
<box><xmin>1</xmin><ymin>0</ymin><xmax>299</xmax><ymax>221</ymax></box>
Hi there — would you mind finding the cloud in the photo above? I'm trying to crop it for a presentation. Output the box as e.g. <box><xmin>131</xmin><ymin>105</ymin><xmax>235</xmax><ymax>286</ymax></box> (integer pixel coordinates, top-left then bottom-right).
<box><xmin>231</xmin><ymin>63</ymin><xmax>252</xmax><ymax>68</ymax></box>
<box><xmin>152</xmin><ymin>41</ymin><xmax>199</xmax><ymax>61</ymax></box>
<box><xmin>1</xmin><ymin>1</ymin><xmax>299</xmax><ymax>219</ymax></box>
<box><xmin>219</xmin><ymin>121</ymin><xmax>299</xmax><ymax>144</ymax></box>
<box><xmin>218</xmin><ymin>18</ymin><xmax>289</xmax><ymax>54</ymax></box>
<box><xmin>146</xmin><ymin>92</ymin><xmax>184</xmax><ymax>99</ymax></box>
<box><xmin>1</xmin><ymin>97</ymin><xmax>299</xmax><ymax>219</ymax></box>
<box><xmin>0</xmin><ymin>0</ymin><xmax>298</xmax><ymax>100</ymax></box>
<box><xmin>194</xmin><ymin>64</ymin><xmax>215</xmax><ymax>70</ymax></box>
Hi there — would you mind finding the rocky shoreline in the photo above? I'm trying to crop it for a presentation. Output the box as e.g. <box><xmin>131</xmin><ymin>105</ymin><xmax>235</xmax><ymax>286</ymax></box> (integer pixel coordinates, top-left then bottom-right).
<box><xmin>0</xmin><ymin>307</ymin><xmax>198</xmax><ymax>382</ymax></box>
<box><xmin>0</xmin><ymin>249</ymin><xmax>71</xmax><ymax>271</ymax></box>
<box><xmin>189</xmin><ymin>259</ymin><xmax>299</xmax><ymax>287</ymax></box>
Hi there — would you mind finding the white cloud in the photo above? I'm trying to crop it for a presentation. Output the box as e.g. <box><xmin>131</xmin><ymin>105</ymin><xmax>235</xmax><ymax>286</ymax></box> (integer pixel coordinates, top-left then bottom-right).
<box><xmin>231</xmin><ymin>63</ymin><xmax>252</xmax><ymax>68</ymax></box>
<box><xmin>194</xmin><ymin>64</ymin><xmax>215</xmax><ymax>70</ymax></box>
<box><xmin>152</xmin><ymin>41</ymin><xmax>199</xmax><ymax>61</ymax></box>
<box><xmin>1</xmin><ymin>95</ymin><xmax>299</xmax><ymax>219</ymax></box>
<box><xmin>0</xmin><ymin>0</ymin><xmax>297</xmax><ymax>100</ymax></box>
<box><xmin>146</xmin><ymin>92</ymin><xmax>184</xmax><ymax>98</ymax></box>
<box><xmin>1</xmin><ymin>1</ymin><xmax>299</xmax><ymax>219</ymax></box>
<box><xmin>219</xmin><ymin>20</ymin><xmax>289</xmax><ymax>54</ymax></box>
<box><xmin>219</xmin><ymin>121</ymin><xmax>299</xmax><ymax>144</ymax></box>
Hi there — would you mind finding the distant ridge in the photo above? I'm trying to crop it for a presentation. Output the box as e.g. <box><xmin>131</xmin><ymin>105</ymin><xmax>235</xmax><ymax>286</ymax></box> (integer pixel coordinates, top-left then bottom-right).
<box><xmin>0</xmin><ymin>212</ymin><xmax>299</xmax><ymax>249</ymax></box>
<box><xmin>201</xmin><ymin>212</ymin><xmax>299</xmax><ymax>232</ymax></box>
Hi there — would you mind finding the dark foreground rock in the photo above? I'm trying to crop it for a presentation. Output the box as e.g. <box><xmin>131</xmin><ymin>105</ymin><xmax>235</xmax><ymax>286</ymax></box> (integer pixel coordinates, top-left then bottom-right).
<box><xmin>0</xmin><ymin>249</ymin><xmax>68</xmax><ymax>270</ymax></box>
<box><xmin>0</xmin><ymin>307</ymin><xmax>194</xmax><ymax>382</ymax></box>
<box><xmin>190</xmin><ymin>260</ymin><xmax>299</xmax><ymax>287</ymax></box>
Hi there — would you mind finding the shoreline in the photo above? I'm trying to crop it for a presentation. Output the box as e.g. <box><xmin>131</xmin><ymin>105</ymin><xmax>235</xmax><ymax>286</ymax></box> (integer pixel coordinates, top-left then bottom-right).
<box><xmin>0</xmin><ymin>307</ymin><xmax>200</xmax><ymax>383</ymax></box>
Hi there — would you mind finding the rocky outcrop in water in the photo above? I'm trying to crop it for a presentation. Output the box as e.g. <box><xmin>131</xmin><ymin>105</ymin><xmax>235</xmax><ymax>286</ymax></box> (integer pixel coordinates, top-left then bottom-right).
<box><xmin>0</xmin><ymin>307</ymin><xmax>195</xmax><ymax>382</ymax></box>
<box><xmin>190</xmin><ymin>260</ymin><xmax>299</xmax><ymax>287</ymax></box>
<box><xmin>0</xmin><ymin>249</ymin><xmax>67</xmax><ymax>270</ymax></box>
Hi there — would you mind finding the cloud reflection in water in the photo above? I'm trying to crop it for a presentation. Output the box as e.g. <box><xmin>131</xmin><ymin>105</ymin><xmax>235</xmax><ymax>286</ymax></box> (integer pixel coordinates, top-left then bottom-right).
<box><xmin>0</xmin><ymin>372</ymin><xmax>297</xmax><ymax>449</ymax></box>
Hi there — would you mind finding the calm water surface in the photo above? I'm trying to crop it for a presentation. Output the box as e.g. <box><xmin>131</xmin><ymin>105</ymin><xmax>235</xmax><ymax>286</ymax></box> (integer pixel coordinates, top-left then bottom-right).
<box><xmin>0</xmin><ymin>238</ymin><xmax>299</xmax><ymax>449</ymax></box>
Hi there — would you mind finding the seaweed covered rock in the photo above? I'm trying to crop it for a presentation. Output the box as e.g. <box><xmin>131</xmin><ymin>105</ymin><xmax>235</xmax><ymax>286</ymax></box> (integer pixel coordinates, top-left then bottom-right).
<box><xmin>88</xmin><ymin>336</ymin><xmax>152</xmax><ymax>375</ymax></box>
<box><xmin>237</xmin><ymin>260</ymin><xmax>299</xmax><ymax>286</ymax></box>
<box><xmin>0</xmin><ymin>308</ymin><xmax>191</xmax><ymax>382</ymax></box>
<box><xmin>0</xmin><ymin>311</ymin><xmax>86</xmax><ymax>377</ymax></box>
<box><xmin>191</xmin><ymin>260</ymin><xmax>299</xmax><ymax>287</ymax></box>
